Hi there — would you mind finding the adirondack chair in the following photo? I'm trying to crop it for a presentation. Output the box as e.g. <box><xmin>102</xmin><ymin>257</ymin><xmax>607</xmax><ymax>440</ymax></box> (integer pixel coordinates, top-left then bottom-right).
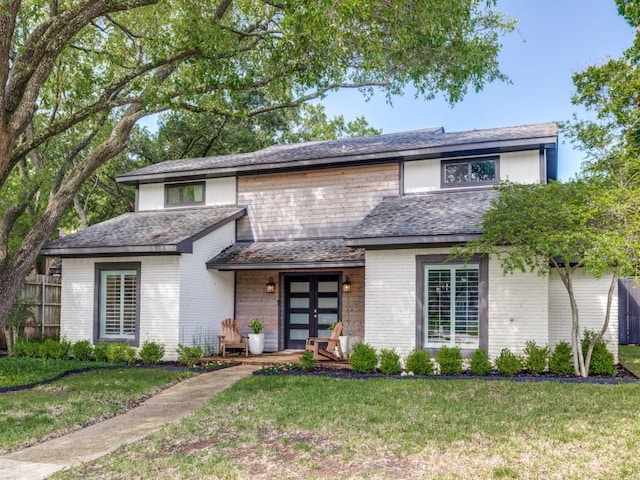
<box><xmin>217</xmin><ymin>318</ymin><xmax>249</xmax><ymax>357</ymax></box>
<box><xmin>305</xmin><ymin>321</ymin><xmax>343</xmax><ymax>361</ymax></box>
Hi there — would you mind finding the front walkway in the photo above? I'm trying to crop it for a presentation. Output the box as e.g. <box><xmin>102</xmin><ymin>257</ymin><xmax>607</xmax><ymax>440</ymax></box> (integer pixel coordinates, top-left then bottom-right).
<box><xmin>0</xmin><ymin>364</ymin><xmax>258</xmax><ymax>480</ymax></box>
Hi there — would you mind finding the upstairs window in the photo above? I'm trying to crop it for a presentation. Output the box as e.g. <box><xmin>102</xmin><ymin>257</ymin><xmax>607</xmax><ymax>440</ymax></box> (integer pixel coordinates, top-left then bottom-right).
<box><xmin>165</xmin><ymin>182</ymin><xmax>205</xmax><ymax>207</ymax></box>
<box><xmin>442</xmin><ymin>157</ymin><xmax>498</xmax><ymax>187</ymax></box>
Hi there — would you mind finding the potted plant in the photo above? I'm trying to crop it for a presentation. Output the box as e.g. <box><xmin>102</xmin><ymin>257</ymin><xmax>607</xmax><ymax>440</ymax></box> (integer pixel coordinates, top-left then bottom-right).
<box><xmin>248</xmin><ymin>318</ymin><xmax>264</xmax><ymax>355</ymax></box>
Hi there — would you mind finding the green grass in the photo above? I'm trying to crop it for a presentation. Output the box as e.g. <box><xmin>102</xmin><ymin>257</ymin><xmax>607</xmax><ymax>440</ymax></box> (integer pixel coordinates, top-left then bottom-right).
<box><xmin>619</xmin><ymin>345</ymin><xmax>640</xmax><ymax>376</ymax></box>
<box><xmin>0</xmin><ymin>367</ymin><xmax>194</xmax><ymax>453</ymax></box>
<box><xmin>56</xmin><ymin>375</ymin><xmax>640</xmax><ymax>480</ymax></box>
<box><xmin>0</xmin><ymin>357</ymin><xmax>116</xmax><ymax>388</ymax></box>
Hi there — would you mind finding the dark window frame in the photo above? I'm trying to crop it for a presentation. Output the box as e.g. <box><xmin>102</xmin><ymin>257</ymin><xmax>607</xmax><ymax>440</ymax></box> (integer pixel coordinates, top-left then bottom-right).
<box><xmin>94</xmin><ymin>262</ymin><xmax>141</xmax><ymax>347</ymax></box>
<box><xmin>441</xmin><ymin>156</ymin><xmax>499</xmax><ymax>188</ymax></box>
<box><xmin>164</xmin><ymin>181</ymin><xmax>206</xmax><ymax>207</ymax></box>
<box><xmin>415</xmin><ymin>254</ymin><xmax>488</xmax><ymax>358</ymax></box>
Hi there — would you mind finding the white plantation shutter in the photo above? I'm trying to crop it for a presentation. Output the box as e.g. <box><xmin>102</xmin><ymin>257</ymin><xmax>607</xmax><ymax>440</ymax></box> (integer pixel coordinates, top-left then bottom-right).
<box><xmin>100</xmin><ymin>270</ymin><xmax>137</xmax><ymax>338</ymax></box>
<box><xmin>425</xmin><ymin>265</ymin><xmax>479</xmax><ymax>347</ymax></box>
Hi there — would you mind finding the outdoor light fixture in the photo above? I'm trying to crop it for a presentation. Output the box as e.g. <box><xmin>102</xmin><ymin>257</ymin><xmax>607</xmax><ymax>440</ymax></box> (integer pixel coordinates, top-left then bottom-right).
<box><xmin>342</xmin><ymin>275</ymin><xmax>352</xmax><ymax>293</ymax></box>
<box><xmin>265</xmin><ymin>276</ymin><xmax>276</xmax><ymax>293</ymax></box>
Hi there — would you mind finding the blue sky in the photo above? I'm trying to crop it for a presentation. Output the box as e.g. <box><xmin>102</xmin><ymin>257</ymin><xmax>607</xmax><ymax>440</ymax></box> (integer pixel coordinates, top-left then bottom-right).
<box><xmin>317</xmin><ymin>1</ymin><xmax>634</xmax><ymax>180</ymax></box>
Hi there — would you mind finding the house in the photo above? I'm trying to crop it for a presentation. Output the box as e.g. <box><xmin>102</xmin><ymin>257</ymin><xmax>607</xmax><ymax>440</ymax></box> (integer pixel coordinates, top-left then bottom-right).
<box><xmin>42</xmin><ymin>123</ymin><xmax>618</xmax><ymax>360</ymax></box>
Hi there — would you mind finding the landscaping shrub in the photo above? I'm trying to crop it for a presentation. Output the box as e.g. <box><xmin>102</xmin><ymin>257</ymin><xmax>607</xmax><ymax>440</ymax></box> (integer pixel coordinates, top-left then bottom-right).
<box><xmin>300</xmin><ymin>349</ymin><xmax>316</xmax><ymax>371</ymax></box>
<box><xmin>469</xmin><ymin>348</ymin><xmax>492</xmax><ymax>375</ymax></box>
<box><xmin>39</xmin><ymin>338</ymin><xmax>71</xmax><ymax>359</ymax></box>
<box><xmin>494</xmin><ymin>348</ymin><xmax>523</xmax><ymax>376</ymax></box>
<box><xmin>379</xmin><ymin>348</ymin><xmax>401</xmax><ymax>375</ymax></box>
<box><xmin>71</xmin><ymin>340</ymin><xmax>94</xmax><ymax>361</ymax></box>
<box><xmin>582</xmin><ymin>330</ymin><xmax>615</xmax><ymax>376</ymax></box>
<box><xmin>549</xmin><ymin>341</ymin><xmax>574</xmax><ymax>375</ymax></box>
<box><xmin>105</xmin><ymin>342</ymin><xmax>136</xmax><ymax>363</ymax></box>
<box><xmin>349</xmin><ymin>342</ymin><xmax>378</xmax><ymax>373</ymax></box>
<box><xmin>176</xmin><ymin>344</ymin><xmax>204</xmax><ymax>367</ymax></box>
<box><xmin>523</xmin><ymin>340</ymin><xmax>549</xmax><ymax>374</ymax></box>
<box><xmin>435</xmin><ymin>345</ymin><xmax>463</xmax><ymax>375</ymax></box>
<box><xmin>11</xmin><ymin>338</ymin><xmax>41</xmax><ymax>358</ymax></box>
<box><xmin>139</xmin><ymin>341</ymin><xmax>165</xmax><ymax>365</ymax></box>
<box><xmin>93</xmin><ymin>341</ymin><xmax>109</xmax><ymax>362</ymax></box>
<box><xmin>404</xmin><ymin>348</ymin><xmax>434</xmax><ymax>375</ymax></box>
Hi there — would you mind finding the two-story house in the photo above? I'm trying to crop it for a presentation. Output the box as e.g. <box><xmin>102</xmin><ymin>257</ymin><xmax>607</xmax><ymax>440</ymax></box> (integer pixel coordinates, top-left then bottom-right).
<box><xmin>42</xmin><ymin>122</ymin><xmax>618</xmax><ymax>360</ymax></box>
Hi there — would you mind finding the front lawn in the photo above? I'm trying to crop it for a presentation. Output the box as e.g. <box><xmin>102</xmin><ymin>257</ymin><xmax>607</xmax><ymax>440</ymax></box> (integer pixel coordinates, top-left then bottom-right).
<box><xmin>0</xmin><ymin>366</ymin><xmax>194</xmax><ymax>453</ymax></box>
<box><xmin>0</xmin><ymin>357</ymin><xmax>115</xmax><ymax>389</ymax></box>
<box><xmin>57</xmin><ymin>375</ymin><xmax>640</xmax><ymax>479</ymax></box>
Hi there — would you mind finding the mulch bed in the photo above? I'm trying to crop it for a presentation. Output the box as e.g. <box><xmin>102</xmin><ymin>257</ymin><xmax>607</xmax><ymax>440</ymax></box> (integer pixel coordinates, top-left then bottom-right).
<box><xmin>254</xmin><ymin>363</ymin><xmax>640</xmax><ymax>384</ymax></box>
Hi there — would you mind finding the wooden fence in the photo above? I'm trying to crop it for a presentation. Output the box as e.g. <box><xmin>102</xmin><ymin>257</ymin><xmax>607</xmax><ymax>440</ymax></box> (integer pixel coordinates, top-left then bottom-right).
<box><xmin>0</xmin><ymin>274</ymin><xmax>61</xmax><ymax>349</ymax></box>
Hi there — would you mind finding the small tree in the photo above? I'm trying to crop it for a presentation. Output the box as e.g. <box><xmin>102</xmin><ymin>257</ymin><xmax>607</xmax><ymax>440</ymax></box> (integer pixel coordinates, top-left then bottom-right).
<box><xmin>456</xmin><ymin>179</ymin><xmax>634</xmax><ymax>377</ymax></box>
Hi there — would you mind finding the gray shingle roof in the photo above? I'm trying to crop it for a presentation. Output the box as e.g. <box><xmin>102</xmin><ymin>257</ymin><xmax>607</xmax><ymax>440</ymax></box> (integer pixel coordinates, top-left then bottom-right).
<box><xmin>207</xmin><ymin>239</ymin><xmax>364</xmax><ymax>270</ymax></box>
<box><xmin>344</xmin><ymin>190</ymin><xmax>498</xmax><ymax>246</ymax></box>
<box><xmin>42</xmin><ymin>206</ymin><xmax>246</xmax><ymax>256</ymax></box>
<box><xmin>118</xmin><ymin>123</ymin><xmax>557</xmax><ymax>184</ymax></box>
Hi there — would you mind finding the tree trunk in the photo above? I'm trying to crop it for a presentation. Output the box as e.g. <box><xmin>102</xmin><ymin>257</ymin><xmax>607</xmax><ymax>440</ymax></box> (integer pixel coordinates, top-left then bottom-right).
<box><xmin>584</xmin><ymin>271</ymin><xmax>618</xmax><ymax>374</ymax></box>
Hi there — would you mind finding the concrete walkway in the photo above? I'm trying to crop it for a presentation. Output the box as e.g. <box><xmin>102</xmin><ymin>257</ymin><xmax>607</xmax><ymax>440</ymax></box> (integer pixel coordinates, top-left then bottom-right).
<box><xmin>0</xmin><ymin>364</ymin><xmax>258</xmax><ymax>480</ymax></box>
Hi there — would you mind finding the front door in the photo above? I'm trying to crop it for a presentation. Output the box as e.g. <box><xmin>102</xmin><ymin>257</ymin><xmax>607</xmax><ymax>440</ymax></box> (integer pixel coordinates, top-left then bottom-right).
<box><xmin>285</xmin><ymin>274</ymin><xmax>340</xmax><ymax>349</ymax></box>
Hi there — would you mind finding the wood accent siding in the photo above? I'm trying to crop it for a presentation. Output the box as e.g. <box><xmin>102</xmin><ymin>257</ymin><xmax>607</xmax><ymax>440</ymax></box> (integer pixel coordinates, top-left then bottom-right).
<box><xmin>235</xmin><ymin>268</ymin><xmax>365</xmax><ymax>352</ymax></box>
<box><xmin>237</xmin><ymin>164</ymin><xmax>399</xmax><ymax>241</ymax></box>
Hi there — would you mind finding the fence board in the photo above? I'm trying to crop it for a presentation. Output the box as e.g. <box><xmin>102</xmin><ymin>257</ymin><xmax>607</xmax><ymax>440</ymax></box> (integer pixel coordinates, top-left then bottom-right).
<box><xmin>0</xmin><ymin>274</ymin><xmax>61</xmax><ymax>349</ymax></box>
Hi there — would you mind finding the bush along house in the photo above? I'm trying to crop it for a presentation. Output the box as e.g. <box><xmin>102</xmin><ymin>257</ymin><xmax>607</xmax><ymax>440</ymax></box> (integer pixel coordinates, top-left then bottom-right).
<box><xmin>42</xmin><ymin>123</ymin><xmax>618</xmax><ymax>361</ymax></box>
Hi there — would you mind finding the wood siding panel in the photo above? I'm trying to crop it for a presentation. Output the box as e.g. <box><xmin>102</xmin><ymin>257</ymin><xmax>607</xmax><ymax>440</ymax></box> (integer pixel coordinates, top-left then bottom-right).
<box><xmin>237</xmin><ymin>164</ymin><xmax>399</xmax><ymax>241</ymax></box>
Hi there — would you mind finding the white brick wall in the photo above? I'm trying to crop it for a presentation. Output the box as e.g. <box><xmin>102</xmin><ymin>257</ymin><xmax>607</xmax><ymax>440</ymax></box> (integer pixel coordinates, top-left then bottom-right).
<box><xmin>487</xmin><ymin>259</ymin><xmax>549</xmax><ymax>358</ymax></box>
<box><xmin>178</xmin><ymin>221</ymin><xmax>236</xmax><ymax>353</ymax></box>
<box><xmin>365</xmin><ymin>249</ymin><xmax>552</xmax><ymax>360</ymax></box>
<box><xmin>60</xmin><ymin>255</ymin><xmax>181</xmax><ymax>359</ymax></box>
<box><xmin>548</xmin><ymin>269</ymin><xmax>618</xmax><ymax>362</ymax></box>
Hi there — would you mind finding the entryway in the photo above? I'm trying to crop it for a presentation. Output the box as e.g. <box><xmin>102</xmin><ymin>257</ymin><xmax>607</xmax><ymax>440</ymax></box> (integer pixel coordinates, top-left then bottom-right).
<box><xmin>284</xmin><ymin>274</ymin><xmax>340</xmax><ymax>349</ymax></box>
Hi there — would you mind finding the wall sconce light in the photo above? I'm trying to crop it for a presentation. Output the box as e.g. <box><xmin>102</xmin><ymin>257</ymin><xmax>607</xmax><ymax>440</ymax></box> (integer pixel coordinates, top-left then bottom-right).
<box><xmin>265</xmin><ymin>276</ymin><xmax>276</xmax><ymax>293</ymax></box>
<box><xmin>342</xmin><ymin>275</ymin><xmax>352</xmax><ymax>293</ymax></box>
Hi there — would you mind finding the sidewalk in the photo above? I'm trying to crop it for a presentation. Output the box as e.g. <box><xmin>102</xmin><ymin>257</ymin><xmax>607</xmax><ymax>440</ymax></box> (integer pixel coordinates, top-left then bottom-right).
<box><xmin>0</xmin><ymin>364</ymin><xmax>258</xmax><ymax>480</ymax></box>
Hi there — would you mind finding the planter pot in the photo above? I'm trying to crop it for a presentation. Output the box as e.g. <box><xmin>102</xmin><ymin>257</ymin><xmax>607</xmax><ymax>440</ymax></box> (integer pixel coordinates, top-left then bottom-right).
<box><xmin>339</xmin><ymin>335</ymin><xmax>350</xmax><ymax>358</ymax></box>
<box><xmin>248</xmin><ymin>333</ymin><xmax>265</xmax><ymax>355</ymax></box>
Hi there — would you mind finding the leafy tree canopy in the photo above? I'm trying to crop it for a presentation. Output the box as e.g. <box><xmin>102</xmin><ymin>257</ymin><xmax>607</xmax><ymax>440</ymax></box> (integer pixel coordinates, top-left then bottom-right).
<box><xmin>0</xmin><ymin>0</ymin><xmax>515</xmax><ymax>327</ymax></box>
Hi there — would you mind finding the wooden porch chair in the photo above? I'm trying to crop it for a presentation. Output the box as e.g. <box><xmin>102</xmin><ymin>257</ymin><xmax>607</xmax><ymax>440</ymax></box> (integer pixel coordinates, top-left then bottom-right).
<box><xmin>305</xmin><ymin>321</ymin><xmax>343</xmax><ymax>361</ymax></box>
<box><xmin>217</xmin><ymin>318</ymin><xmax>249</xmax><ymax>357</ymax></box>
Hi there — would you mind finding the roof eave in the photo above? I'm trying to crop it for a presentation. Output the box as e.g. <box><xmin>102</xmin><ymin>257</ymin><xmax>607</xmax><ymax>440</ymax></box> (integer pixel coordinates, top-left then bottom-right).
<box><xmin>344</xmin><ymin>234</ymin><xmax>481</xmax><ymax>248</ymax></box>
<box><xmin>41</xmin><ymin>245</ymin><xmax>182</xmax><ymax>257</ymax></box>
<box><xmin>206</xmin><ymin>260</ymin><xmax>365</xmax><ymax>271</ymax></box>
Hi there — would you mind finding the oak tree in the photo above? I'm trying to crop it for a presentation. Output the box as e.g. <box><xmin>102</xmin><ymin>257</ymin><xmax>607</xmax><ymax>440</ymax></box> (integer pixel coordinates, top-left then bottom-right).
<box><xmin>0</xmin><ymin>0</ymin><xmax>514</xmax><ymax>331</ymax></box>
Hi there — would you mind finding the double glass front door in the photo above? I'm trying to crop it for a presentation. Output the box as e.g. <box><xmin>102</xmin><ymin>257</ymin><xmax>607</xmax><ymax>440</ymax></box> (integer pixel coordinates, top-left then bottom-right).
<box><xmin>285</xmin><ymin>275</ymin><xmax>340</xmax><ymax>349</ymax></box>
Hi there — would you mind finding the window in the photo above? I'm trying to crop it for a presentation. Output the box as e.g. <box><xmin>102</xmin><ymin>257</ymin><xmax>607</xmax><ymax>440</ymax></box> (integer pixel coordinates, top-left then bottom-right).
<box><xmin>165</xmin><ymin>182</ymin><xmax>205</xmax><ymax>207</ymax></box>
<box><xmin>442</xmin><ymin>157</ymin><xmax>498</xmax><ymax>187</ymax></box>
<box><xmin>417</xmin><ymin>255</ymin><xmax>487</xmax><ymax>354</ymax></box>
<box><xmin>95</xmin><ymin>263</ymin><xmax>140</xmax><ymax>345</ymax></box>
<box><xmin>425</xmin><ymin>265</ymin><xmax>479</xmax><ymax>348</ymax></box>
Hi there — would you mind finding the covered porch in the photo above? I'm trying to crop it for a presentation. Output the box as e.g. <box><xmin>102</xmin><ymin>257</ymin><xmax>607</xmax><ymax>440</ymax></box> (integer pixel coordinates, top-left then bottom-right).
<box><xmin>207</xmin><ymin>239</ymin><xmax>365</xmax><ymax>353</ymax></box>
